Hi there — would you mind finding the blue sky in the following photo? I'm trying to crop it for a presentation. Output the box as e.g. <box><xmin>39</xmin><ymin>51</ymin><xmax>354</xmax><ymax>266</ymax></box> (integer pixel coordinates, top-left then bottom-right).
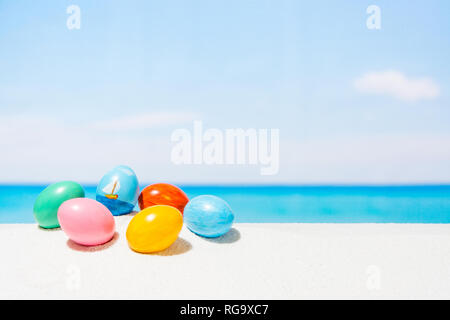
<box><xmin>0</xmin><ymin>0</ymin><xmax>449</xmax><ymax>183</ymax></box>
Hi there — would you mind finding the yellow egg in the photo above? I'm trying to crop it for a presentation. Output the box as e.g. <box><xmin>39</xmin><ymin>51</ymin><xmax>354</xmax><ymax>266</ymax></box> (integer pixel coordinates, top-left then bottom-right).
<box><xmin>126</xmin><ymin>205</ymin><xmax>183</xmax><ymax>253</ymax></box>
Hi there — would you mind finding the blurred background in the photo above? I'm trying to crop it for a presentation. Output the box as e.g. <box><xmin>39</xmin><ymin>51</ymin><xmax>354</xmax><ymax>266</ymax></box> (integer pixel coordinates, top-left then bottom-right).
<box><xmin>1</xmin><ymin>1</ymin><xmax>449</xmax><ymax>223</ymax></box>
<box><xmin>1</xmin><ymin>0</ymin><xmax>449</xmax><ymax>185</ymax></box>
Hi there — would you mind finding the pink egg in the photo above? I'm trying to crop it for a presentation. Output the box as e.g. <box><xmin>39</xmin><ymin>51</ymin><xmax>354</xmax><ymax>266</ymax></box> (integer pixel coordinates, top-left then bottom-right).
<box><xmin>58</xmin><ymin>198</ymin><xmax>115</xmax><ymax>246</ymax></box>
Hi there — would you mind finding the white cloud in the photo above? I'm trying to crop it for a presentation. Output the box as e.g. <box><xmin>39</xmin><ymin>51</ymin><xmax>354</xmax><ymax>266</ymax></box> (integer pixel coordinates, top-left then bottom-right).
<box><xmin>281</xmin><ymin>134</ymin><xmax>450</xmax><ymax>183</ymax></box>
<box><xmin>354</xmin><ymin>70</ymin><xmax>440</xmax><ymax>102</ymax></box>
<box><xmin>1</xmin><ymin>114</ymin><xmax>450</xmax><ymax>184</ymax></box>
<box><xmin>0</xmin><ymin>113</ymin><xmax>190</xmax><ymax>183</ymax></box>
<box><xmin>91</xmin><ymin>111</ymin><xmax>200</xmax><ymax>130</ymax></box>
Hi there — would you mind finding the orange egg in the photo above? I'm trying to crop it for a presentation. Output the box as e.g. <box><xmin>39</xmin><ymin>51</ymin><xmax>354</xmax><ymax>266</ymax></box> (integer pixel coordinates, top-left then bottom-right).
<box><xmin>126</xmin><ymin>205</ymin><xmax>183</xmax><ymax>253</ymax></box>
<box><xmin>138</xmin><ymin>183</ymin><xmax>189</xmax><ymax>213</ymax></box>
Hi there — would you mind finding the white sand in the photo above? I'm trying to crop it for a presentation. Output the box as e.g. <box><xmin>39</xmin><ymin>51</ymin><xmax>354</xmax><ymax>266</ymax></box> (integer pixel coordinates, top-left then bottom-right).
<box><xmin>1</xmin><ymin>217</ymin><xmax>450</xmax><ymax>299</ymax></box>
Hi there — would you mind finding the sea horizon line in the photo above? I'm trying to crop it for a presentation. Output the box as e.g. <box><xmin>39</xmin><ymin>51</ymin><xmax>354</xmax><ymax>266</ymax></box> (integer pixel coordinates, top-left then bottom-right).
<box><xmin>1</xmin><ymin>183</ymin><xmax>450</xmax><ymax>188</ymax></box>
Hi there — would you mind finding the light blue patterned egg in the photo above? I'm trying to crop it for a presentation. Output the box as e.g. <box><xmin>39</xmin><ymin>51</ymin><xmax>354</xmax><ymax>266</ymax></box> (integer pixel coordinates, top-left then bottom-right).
<box><xmin>184</xmin><ymin>195</ymin><xmax>234</xmax><ymax>237</ymax></box>
<box><xmin>96</xmin><ymin>165</ymin><xmax>139</xmax><ymax>216</ymax></box>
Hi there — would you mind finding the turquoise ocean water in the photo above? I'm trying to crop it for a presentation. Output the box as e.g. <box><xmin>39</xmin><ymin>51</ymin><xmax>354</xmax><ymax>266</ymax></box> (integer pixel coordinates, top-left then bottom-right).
<box><xmin>0</xmin><ymin>185</ymin><xmax>450</xmax><ymax>223</ymax></box>
<box><xmin>1</xmin><ymin>185</ymin><xmax>450</xmax><ymax>223</ymax></box>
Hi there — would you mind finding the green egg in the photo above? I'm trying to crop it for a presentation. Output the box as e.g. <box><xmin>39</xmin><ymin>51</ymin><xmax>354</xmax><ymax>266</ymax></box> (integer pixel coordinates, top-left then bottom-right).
<box><xmin>33</xmin><ymin>181</ymin><xmax>85</xmax><ymax>229</ymax></box>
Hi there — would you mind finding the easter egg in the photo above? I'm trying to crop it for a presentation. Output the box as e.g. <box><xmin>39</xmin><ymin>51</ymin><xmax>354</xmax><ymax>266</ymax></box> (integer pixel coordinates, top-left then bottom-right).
<box><xmin>96</xmin><ymin>165</ymin><xmax>139</xmax><ymax>216</ymax></box>
<box><xmin>58</xmin><ymin>198</ymin><xmax>115</xmax><ymax>246</ymax></box>
<box><xmin>138</xmin><ymin>183</ymin><xmax>189</xmax><ymax>213</ymax></box>
<box><xmin>184</xmin><ymin>195</ymin><xmax>234</xmax><ymax>238</ymax></box>
<box><xmin>33</xmin><ymin>181</ymin><xmax>85</xmax><ymax>229</ymax></box>
<box><xmin>126</xmin><ymin>205</ymin><xmax>183</xmax><ymax>253</ymax></box>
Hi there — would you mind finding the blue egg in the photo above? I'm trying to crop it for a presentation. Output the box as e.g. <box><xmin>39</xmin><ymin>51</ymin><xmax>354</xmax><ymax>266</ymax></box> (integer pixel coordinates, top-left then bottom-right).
<box><xmin>184</xmin><ymin>195</ymin><xmax>234</xmax><ymax>238</ymax></box>
<box><xmin>96</xmin><ymin>165</ymin><xmax>139</xmax><ymax>216</ymax></box>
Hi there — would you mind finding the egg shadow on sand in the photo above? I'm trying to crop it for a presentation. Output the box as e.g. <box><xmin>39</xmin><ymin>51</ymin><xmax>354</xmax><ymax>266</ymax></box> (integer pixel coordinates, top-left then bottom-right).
<box><xmin>151</xmin><ymin>237</ymin><xmax>192</xmax><ymax>256</ymax></box>
<box><xmin>38</xmin><ymin>225</ymin><xmax>61</xmax><ymax>232</ymax></box>
<box><xmin>67</xmin><ymin>232</ymin><xmax>120</xmax><ymax>252</ymax></box>
<box><xmin>201</xmin><ymin>228</ymin><xmax>241</xmax><ymax>244</ymax></box>
<box><xmin>129</xmin><ymin>210</ymin><xmax>140</xmax><ymax>217</ymax></box>
<box><xmin>121</xmin><ymin>210</ymin><xmax>139</xmax><ymax>217</ymax></box>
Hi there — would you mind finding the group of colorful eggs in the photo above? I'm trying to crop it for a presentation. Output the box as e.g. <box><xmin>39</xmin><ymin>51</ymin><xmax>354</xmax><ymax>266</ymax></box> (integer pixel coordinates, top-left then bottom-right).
<box><xmin>33</xmin><ymin>165</ymin><xmax>234</xmax><ymax>253</ymax></box>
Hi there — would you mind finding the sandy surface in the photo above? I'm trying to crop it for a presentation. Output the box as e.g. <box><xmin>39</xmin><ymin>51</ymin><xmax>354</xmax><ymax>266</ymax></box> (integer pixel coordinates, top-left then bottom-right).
<box><xmin>1</xmin><ymin>217</ymin><xmax>450</xmax><ymax>299</ymax></box>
